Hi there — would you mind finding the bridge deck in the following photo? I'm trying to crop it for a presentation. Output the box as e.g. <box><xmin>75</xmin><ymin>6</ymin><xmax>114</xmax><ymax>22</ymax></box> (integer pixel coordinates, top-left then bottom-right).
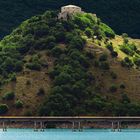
<box><xmin>0</xmin><ymin>116</ymin><xmax>140</xmax><ymax>122</ymax></box>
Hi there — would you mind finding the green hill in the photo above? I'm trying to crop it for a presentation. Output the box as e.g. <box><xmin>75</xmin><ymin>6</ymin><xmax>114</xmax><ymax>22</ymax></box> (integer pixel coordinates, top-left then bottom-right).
<box><xmin>0</xmin><ymin>0</ymin><xmax>140</xmax><ymax>38</ymax></box>
<box><xmin>0</xmin><ymin>10</ymin><xmax>140</xmax><ymax>116</ymax></box>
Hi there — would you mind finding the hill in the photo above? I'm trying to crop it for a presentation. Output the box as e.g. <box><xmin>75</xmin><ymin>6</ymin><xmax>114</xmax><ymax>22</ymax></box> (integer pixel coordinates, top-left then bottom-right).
<box><xmin>0</xmin><ymin>9</ymin><xmax>140</xmax><ymax>116</ymax></box>
<box><xmin>0</xmin><ymin>0</ymin><xmax>140</xmax><ymax>39</ymax></box>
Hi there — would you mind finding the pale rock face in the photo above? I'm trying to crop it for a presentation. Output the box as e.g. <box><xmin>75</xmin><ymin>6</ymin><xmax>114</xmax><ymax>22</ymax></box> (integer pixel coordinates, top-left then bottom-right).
<box><xmin>58</xmin><ymin>5</ymin><xmax>82</xmax><ymax>20</ymax></box>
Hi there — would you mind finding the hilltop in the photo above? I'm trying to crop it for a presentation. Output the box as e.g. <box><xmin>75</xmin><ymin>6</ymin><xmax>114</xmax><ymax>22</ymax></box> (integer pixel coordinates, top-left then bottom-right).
<box><xmin>0</xmin><ymin>0</ymin><xmax>140</xmax><ymax>38</ymax></box>
<box><xmin>0</xmin><ymin>8</ymin><xmax>140</xmax><ymax>116</ymax></box>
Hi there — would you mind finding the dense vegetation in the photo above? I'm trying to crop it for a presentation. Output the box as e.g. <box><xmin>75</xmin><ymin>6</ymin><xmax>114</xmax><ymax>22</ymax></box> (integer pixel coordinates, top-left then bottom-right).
<box><xmin>0</xmin><ymin>0</ymin><xmax>140</xmax><ymax>39</ymax></box>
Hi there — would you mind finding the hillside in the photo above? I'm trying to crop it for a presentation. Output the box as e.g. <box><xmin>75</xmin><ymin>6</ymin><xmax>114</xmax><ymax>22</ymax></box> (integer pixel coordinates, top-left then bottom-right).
<box><xmin>0</xmin><ymin>9</ymin><xmax>140</xmax><ymax>116</ymax></box>
<box><xmin>0</xmin><ymin>0</ymin><xmax>140</xmax><ymax>38</ymax></box>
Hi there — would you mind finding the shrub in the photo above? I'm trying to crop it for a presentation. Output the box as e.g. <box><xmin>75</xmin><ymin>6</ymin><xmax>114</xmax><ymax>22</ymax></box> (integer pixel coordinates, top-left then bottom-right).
<box><xmin>46</xmin><ymin>36</ymin><xmax>56</xmax><ymax>44</ymax></box>
<box><xmin>110</xmin><ymin>71</ymin><xmax>117</xmax><ymax>79</ymax></box>
<box><xmin>93</xmin><ymin>25</ymin><xmax>103</xmax><ymax>40</ymax></box>
<box><xmin>69</xmin><ymin>36</ymin><xmax>85</xmax><ymax>50</ymax></box>
<box><xmin>24</xmin><ymin>111</ymin><xmax>33</xmax><ymax>116</ymax></box>
<box><xmin>26</xmin><ymin>55</ymin><xmax>41</xmax><ymax>70</ymax></box>
<box><xmin>120</xmin><ymin>45</ymin><xmax>133</xmax><ymax>56</ymax></box>
<box><xmin>120</xmin><ymin>83</ymin><xmax>125</xmax><ymax>89</ymax></box>
<box><xmin>133</xmin><ymin>57</ymin><xmax>140</xmax><ymax>67</ymax></box>
<box><xmin>55</xmin><ymin>32</ymin><xmax>65</xmax><ymax>42</ymax></box>
<box><xmin>122</xmin><ymin>33</ymin><xmax>128</xmax><ymax>38</ymax></box>
<box><xmin>85</xmin><ymin>28</ymin><xmax>92</xmax><ymax>38</ymax></box>
<box><xmin>14</xmin><ymin>61</ymin><xmax>23</xmax><ymax>72</ymax></box>
<box><xmin>122</xmin><ymin>33</ymin><xmax>129</xmax><ymax>44</ymax></box>
<box><xmin>93</xmin><ymin>60</ymin><xmax>99</xmax><ymax>67</ymax></box>
<box><xmin>49</xmin><ymin>68</ymin><xmax>60</xmax><ymax>79</ymax></box>
<box><xmin>2</xmin><ymin>57</ymin><xmax>15</xmax><ymax>73</ymax></box>
<box><xmin>9</xmin><ymin>73</ymin><xmax>17</xmax><ymax>82</ymax></box>
<box><xmin>100</xmin><ymin>23</ymin><xmax>115</xmax><ymax>38</ymax></box>
<box><xmin>15</xmin><ymin>100</ymin><xmax>23</xmax><ymax>108</ymax></box>
<box><xmin>111</xmin><ymin>51</ymin><xmax>118</xmax><ymax>58</ymax></box>
<box><xmin>121</xmin><ymin>93</ymin><xmax>130</xmax><ymax>103</ymax></box>
<box><xmin>0</xmin><ymin>104</ymin><xmax>9</xmax><ymax>115</ymax></box>
<box><xmin>54</xmin><ymin>72</ymin><xmax>72</xmax><ymax>85</ymax></box>
<box><xmin>99</xmin><ymin>62</ymin><xmax>110</xmax><ymax>70</ymax></box>
<box><xmin>3</xmin><ymin>91</ymin><xmax>15</xmax><ymax>100</ymax></box>
<box><xmin>121</xmin><ymin>57</ymin><xmax>134</xmax><ymax>68</ymax></box>
<box><xmin>26</xmin><ymin>80</ymin><xmax>31</xmax><ymax>85</ymax></box>
<box><xmin>123</xmin><ymin>38</ymin><xmax>129</xmax><ymax>44</ymax></box>
<box><xmin>37</xmin><ymin>88</ymin><xmax>45</xmax><ymax>96</ymax></box>
<box><xmin>110</xmin><ymin>85</ymin><xmax>117</xmax><ymax>93</ymax></box>
<box><xmin>106</xmin><ymin>43</ymin><xmax>113</xmax><ymax>52</ymax></box>
<box><xmin>120</xmin><ymin>43</ymin><xmax>137</xmax><ymax>56</ymax></box>
<box><xmin>26</xmin><ymin>62</ymin><xmax>41</xmax><ymax>71</ymax></box>
<box><xmin>99</xmin><ymin>54</ymin><xmax>108</xmax><ymax>61</ymax></box>
<box><xmin>47</xmin><ymin>42</ymin><xmax>56</xmax><ymax>50</ymax></box>
<box><xmin>85</xmin><ymin>52</ymin><xmax>95</xmax><ymax>59</ymax></box>
<box><xmin>51</xmin><ymin>46</ymin><xmax>63</xmax><ymax>57</ymax></box>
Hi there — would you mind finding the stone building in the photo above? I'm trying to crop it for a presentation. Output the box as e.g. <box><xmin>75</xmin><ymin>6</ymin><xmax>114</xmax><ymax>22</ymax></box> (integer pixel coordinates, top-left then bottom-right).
<box><xmin>58</xmin><ymin>5</ymin><xmax>83</xmax><ymax>20</ymax></box>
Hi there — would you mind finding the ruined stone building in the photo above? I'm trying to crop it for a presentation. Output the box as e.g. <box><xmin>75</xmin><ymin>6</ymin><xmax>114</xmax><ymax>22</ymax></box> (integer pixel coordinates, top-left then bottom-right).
<box><xmin>58</xmin><ymin>5</ymin><xmax>83</xmax><ymax>20</ymax></box>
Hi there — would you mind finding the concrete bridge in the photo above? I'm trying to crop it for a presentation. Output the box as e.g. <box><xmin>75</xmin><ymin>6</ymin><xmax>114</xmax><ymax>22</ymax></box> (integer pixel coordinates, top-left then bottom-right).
<box><xmin>0</xmin><ymin>116</ymin><xmax>140</xmax><ymax>131</ymax></box>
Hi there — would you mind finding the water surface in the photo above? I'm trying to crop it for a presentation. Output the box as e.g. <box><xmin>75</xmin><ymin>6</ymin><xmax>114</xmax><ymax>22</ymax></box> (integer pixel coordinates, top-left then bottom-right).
<box><xmin>0</xmin><ymin>129</ymin><xmax>140</xmax><ymax>140</ymax></box>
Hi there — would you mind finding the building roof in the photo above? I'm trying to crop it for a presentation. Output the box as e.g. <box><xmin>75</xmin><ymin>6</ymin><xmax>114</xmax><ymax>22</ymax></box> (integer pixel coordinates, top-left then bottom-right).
<box><xmin>62</xmin><ymin>5</ymin><xmax>81</xmax><ymax>8</ymax></box>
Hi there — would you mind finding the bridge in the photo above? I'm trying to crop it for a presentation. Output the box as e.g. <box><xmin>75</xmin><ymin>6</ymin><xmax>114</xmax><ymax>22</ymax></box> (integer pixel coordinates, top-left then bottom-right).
<box><xmin>0</xmin><ymin>116</ymin><xmax>140</xmax><ymax>131</ymax></box>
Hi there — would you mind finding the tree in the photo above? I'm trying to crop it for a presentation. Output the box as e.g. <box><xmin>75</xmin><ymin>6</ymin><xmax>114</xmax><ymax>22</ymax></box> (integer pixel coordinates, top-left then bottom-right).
<box><xmin>0</xmin><ymin>104</ymin><xmax>9</xmax><ymax>115</ymax></box>
<box><xmin>99</xmin><ymin>54</ymin><xmax>108</xmax><ymax>61</ymax></box>
<box><xmin>100</xmin><ymin>23</ymin><xmax>115</xmax><ymax>38</ymax></box>
<box><xmin>54</xmin><ymin>72</ymin><xmax>72</xmax><ymax>85</ymax></box>
<box><xmin>99</xmin><ymin>62</ymin><xmax>110</xmax><ymax>70</ymax></box>
<box><xmin>85</xmin><ymin>28</ymin><xmax>92</xmax><ymax>38</ymax></box>
<box><xmin>15</xmin><ymin>100</ymin><xmax>23</xmax><ymax>108</ymax></box>
<box><xmin>121</xmin><ymin>57</ymin><xmax>134</xmax><ymax>68</ymax></box>
<box><xmin>106</xmin><ymin>43</ymin><xmax>113</xmax><ymax>52</ymax></box>
<box><xmin>110</xmin><ymin>71</ymin><xmax>117</xmax><ymax>79</ymax></box>
<box><xmin>69</xmin><ymin>36</ymin><xmax>85</xmax><ymax>50</ymax></box>
<box><xmin>51</xmin><ymin>46</ymin><xmax>63</xmax><ymax>57</ymax></box>
<box><xmin>2</xmin><ymin>57</ymin><xmax>15</xmax><ymax>73</ymax></box>
<box><xmin>111</xmin><ymin>51</ymin><xmax>118</xmax><ymax>58</ymax></box>
<box><xmin>121</xmin><ymin>94</ymin><xmax>130</xmax><ymax>104</ymax></box>
<box><xmin>39</xmin><ymin>94</ymin><xmax>72</xmax><ymax>116</ymax></box>
<box><xmin>26</xmin><ymin>62</ymin><xmax>41</xmax><ymax>71</ymax></box>
<box><xmin>120</xmin><ymin>83</ymin><xmax>125</xmax><ymax>89</ymax></box>
<box><xmin>3</xmin><ymin>91</ymin><xmax>15</xmax><ymax>100</ymax></box>
<box><xmin>133</xmin><ymin>57</ymin><xmax>140</xmax><ymax>67</ymax></box>
<box><xmin>110</xmin><ymin>85</ymin><xmax>117</xmax><ymax>93</ymax></box>
<box><xmin>37</xmin><ymin>88</ymin><xmax>45</xmax><ymax>96</ymax></box>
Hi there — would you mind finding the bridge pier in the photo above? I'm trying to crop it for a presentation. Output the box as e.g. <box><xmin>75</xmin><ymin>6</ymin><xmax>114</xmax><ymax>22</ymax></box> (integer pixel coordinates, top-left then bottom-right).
<box><xmin>72</xmin><ymin>122</ymin><xmax>76</xmax><ymax>131</ymax></box>
<box><xmin>34</xmin><ymin>121</ymin><xmax>38</xmax><ymax>132</ymax></box>
<box><xmin>72</xmin><ymin>121</ymin><xmax>83</xmax><ymax>132</ymax></box>
<box><xmin>111</xmin><ymin>121</ymin><xmax>121</xmax><ymax>132</ymax></box>
<box><xmin>40</xmin><ymin>121</ymin><xmax>44</xmax><ymax>131</ymax></box>
<box><xmin>111</xmin><ymin>122</ymin><xmax>115</xmax><ymax>132</ymax></box>
<box><xmin>117</xmin><ymin>121</ymin><xmax>121</xmax><ymax>132</ymax></box>
<box><xmin>78</xmin><ymin>122</ymin><xmax>83</xmax><ymax>132</ymax></box>
<box><xmin>34</xmin><ymin>121</ymin><xmax>45</xmax><ymax>132</ymax></box>
<box><xmin>2</xmin><ymin>122</ymin><xmax>7</xmax><ymax>132</ymax></box>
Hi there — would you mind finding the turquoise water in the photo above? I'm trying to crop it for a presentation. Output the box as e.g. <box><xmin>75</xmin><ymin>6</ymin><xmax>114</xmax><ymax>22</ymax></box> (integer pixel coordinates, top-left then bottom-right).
<box><xmin>0</xmin><ymin>129</ymin><xmax>140</xmax><ymax>140</ymax></box>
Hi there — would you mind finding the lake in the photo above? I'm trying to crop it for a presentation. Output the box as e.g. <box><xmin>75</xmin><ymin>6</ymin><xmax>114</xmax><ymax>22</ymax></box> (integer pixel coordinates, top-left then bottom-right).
<box><xmin>0</xmin><ymin>129</ymin><xmax>140</xmax><ymax>140</ymax></box>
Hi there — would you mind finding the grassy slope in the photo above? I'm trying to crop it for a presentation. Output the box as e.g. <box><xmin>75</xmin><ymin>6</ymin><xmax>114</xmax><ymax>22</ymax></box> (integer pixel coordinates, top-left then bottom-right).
<box><xmin>86</xmin><ymin>35</ymin><xmax>140</xmax><ymax>104</ymax></box>
<box><xmin>1</xmin><ymin>35</ymin><xmax>140</xmax><ymax>116</ymax></box>
<box><xmin>0</xmin><ymin>51</ymin><xmax>53</xmax><ymax>116</ymax></box>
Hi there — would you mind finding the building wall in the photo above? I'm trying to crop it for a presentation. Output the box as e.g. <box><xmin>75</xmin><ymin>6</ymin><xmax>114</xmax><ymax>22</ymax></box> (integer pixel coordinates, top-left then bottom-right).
<box><xmin>58</xmin><ymin>5</ymin><xmax>82</xmax><ymax>20</ymax></box>
<box><xmin>61</xmin><ymin>6</ymin><xmax>82</xmax><ymax>14</ymax></box>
